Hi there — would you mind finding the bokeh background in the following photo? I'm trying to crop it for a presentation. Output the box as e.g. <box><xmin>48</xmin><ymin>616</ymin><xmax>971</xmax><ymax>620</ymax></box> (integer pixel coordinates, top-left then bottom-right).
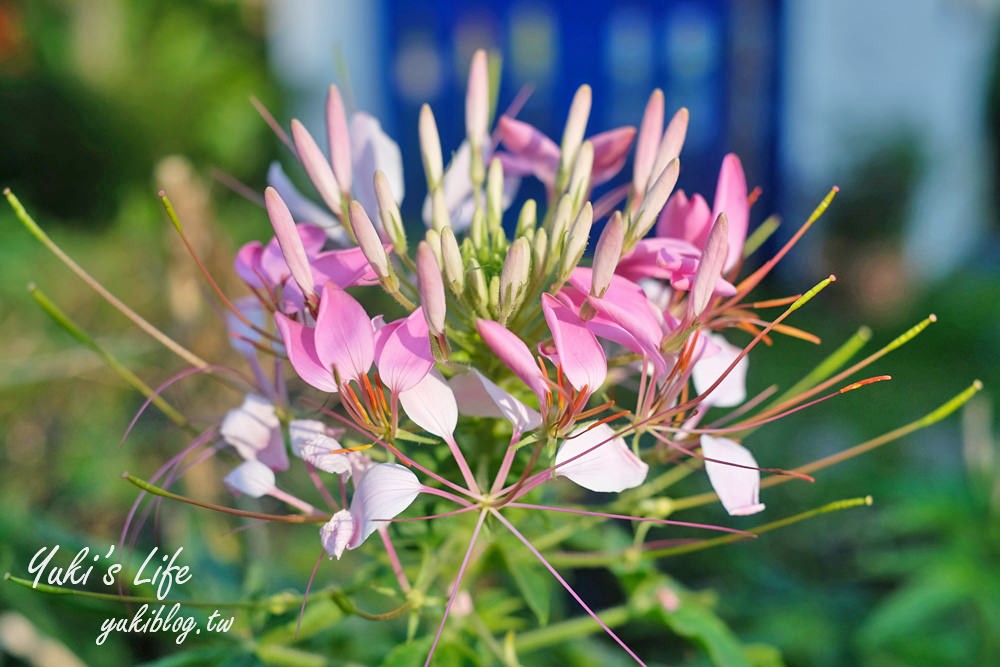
<box><xmin>1</xmin><ymin>1</ymin><xmax>998</xmax><ymax>665</ymax></box>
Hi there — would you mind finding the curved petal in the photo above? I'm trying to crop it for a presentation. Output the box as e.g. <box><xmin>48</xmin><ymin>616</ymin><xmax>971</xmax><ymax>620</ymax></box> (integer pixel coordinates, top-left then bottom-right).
<box><xmin>220</xmin><ymin>395</ymin><xmax>288</xmax><ymax>470</ymax></box>
<box><xmin>476</xmin><ymin>319</ymin><xmax>548</xmax><ymax>405</ymax></box>
<box><xmin>275</xmin><ymin>313</ymin><xmax>339</xmax><ymax>392</ymax></box>
<box><xmin>289</xmin><ymin>419</ymin><xmax>351</xmax><ymax>475</ymax></box>
<box><xmin>656</xmin><ymin>190</ymin><xmax>712</xmax><ymax>247</ymax></box>
<box><xmin>310</xmin><ymin>245</ymin><xmax>383</xmax><ymax>289</ymax></box>
<box><xmin>700</xmin><ymin>435</ymin><xmax>764</xmax><ymax>516</ymax></box>
<box><xmin>314</xmin><ymin>283</ymin><xmax>374</xmax><ymax>385</ymax></box>
<box><xmin>265</xmin><ymin>187</ymin><xmax>316</xmax><ymax>297</ymax></box>
<box><xmin>590</xmin><ymin>126</ymin><xmax>636</xmax><ymax>186</ymax></box>
<box><xmin>374</xmin><ymin>309</ymin><xmax>434</xmax><ymax>394</ymax></box>
<box><xmin>691</xmin><ymin>333</ymin><xmax>747</xmax><ymax>407</ymax></box>
<box><xmin>351</xmin><ymin>112</ymin><xmax>404</xmax><ymax>230</ymax></box>
<box><xmin>448</xmin><ymin>370</ymin><xmax>542</xmax><ymax>435</ymax></box>
<box><xmin>554</xmin><ymin>423</ymin><xmax>648</xmax><ymax>493</ymax></box>
<box><xmin>398</xmin><ymin>370</ymin><xmax>458</xmax><ymax>441</ymax></box>
<box><xmin>541</xmin><ymin>293</ymin><xmax>606</xmax><ymax>393</ymax></box>
<box><xmin>234</xmin><ymin>241</ymin><xmax>266</xmax><ymax>288</ymax></box>
<box><xmin>712</xmin><ymin>154</ymin><xmax>749</xmax><ymax>271</ymax></box>
<box><xmin>348</xmin><ymin>463</ymin><xmax>422</xmax><ymax>550</ymax></box>
<box><xmin>224</xmin><ymin>460</ymin><xmax>275</xmax><ymax>499</ymax></box>
<box><xmin>320</xmin><ymin>509</ymin><xmax>354</xmax><ymax>559</ymax></box>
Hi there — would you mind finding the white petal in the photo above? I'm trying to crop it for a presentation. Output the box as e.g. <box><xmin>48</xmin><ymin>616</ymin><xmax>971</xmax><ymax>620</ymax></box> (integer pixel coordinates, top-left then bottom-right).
<box><xmin>224</xmin><ymin>460</ymin><xmax>275</xmax><ymax>498</ymax></box>
<box><xmin>220</xmin><ymin>395</ymin><xmax>288</xmax><ymax>470</ymax></box>
<box><xmin>348</xmin><ymin>463</ymin><xmax>422</xmax><ymax>549</ymax></box>
<box><xmin>320</xmin><ymin>509</ymin><xmax>355</xmax><ymax>559</ymax></box>
<box><xmin>700</xmin><ymin>435</ymin><xmax>765</xmax><ymax>516</ymax></box>
<box><xmin>449</xmin><ymin>370</ymin><xmax>542</xmax><ymax>435</ymax></box>
<box><xmin>288</xmin><ymin>419</ymin><xmax>350</xmax><ymax>475</ymax></box>
<box><xmin>692</xmin><ymin>333</ymin><xmax>747</xmax><ymax>407</ymax></box>
<box><xmin>350</xmin><ymin>113</ymin><xmax>404</xmax><ymax>230</ymax></box>
<box><xmin>398</xmin><ymin>370</ymin><xmax>458</xmax><ymax>441</ymax></box>
<box><xmin>554</xmin><ymin>423</ymin><xmax>648</xmax><ymax>493</ymax></box>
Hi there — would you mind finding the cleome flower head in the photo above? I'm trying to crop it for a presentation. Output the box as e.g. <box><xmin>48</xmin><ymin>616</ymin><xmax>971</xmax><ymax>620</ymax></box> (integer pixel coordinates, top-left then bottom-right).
<box><xmin>11</xmin><ymin>46</ymin><xmax>978</xmax><ymax>667</ymax></box>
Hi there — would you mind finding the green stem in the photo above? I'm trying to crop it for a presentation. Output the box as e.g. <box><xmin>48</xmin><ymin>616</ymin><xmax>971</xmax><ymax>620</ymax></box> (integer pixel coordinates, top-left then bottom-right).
<box><xmin>29</xmin><ymin>286</ymin><xmax>191</xmax><ymax>429</ymax></box>
<box><xmin>6</xmin><ymin>189</ymin><xmax>211</xmax><ymax>371</ymax></box>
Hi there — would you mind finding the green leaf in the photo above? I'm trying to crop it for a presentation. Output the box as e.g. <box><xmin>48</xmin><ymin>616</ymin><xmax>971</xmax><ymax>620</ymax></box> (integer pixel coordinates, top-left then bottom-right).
<box><xmin>744</xmin><ymin>643</ymin><xmax>786</xmax><ymax>667</ymax></box>
<box><xmin>660</xmin><ymin>599</ymin><xmax>750</xmax><ymax>667</ymax></box>
<box><xmin>257</xmin><ymin>597</ymin><xmax>344</xmax><ymax>645</ymax></box>
<box><xmin>138</xmin><ymin>647</ymin><xmax>246</xmax><ymax>667</ymax></box>
<box><xmin>499</xmin><ymin>541</ymin><xmax>551</xmax><ymax>626</ymax></box>
<box><xmin>379</xmin><ymin>637</ymin><xmax>466</xmax><ymax>667</ymax></box>
<box><xmin>394</xmin><ymin>429</ymin><xmax>442</xmax><ymax>445</ymax></box>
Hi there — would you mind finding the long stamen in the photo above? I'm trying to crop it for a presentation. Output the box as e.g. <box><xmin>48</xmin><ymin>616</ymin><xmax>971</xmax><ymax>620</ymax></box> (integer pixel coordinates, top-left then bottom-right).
<box><xmin>424</xmin><ymin>510</ymin><xmax>488</xmax><ymax>667</ymax></box>
<box><xmin>492</xmin><ymin>510</ymin><xmax>648</xmax><ymax>666</ymax></box>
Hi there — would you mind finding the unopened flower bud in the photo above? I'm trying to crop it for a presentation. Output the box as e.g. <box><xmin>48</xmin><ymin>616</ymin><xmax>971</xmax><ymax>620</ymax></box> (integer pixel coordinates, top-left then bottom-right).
<box><xmin>532</xmin><ymin>227</ymin><xmax>548</xmax><ymax>281</ymax></box>
<box><xmin>430</xmin><ymin>188</ymin><xmax>450</xmax><ymax>232</ymax></box>
<box><xmin>419</xmin><ymin>104</ymin><xmax>444</xmax><ymax>189</ymax></box>
<box><xmin>566</xmin><ymin>140</ymin><xmax>594</xmax><ymax>204</ymax></box>
<box><xmin>630</xmin><ymin>158</ymin><xmax>679</xmax><ymax>244</ymax></box>
<box><xmin>515</xmin><ymin>199</ymin><xmax>537</xmax><ymax>238</ymax></box>
<box><xmin>424</xmin><ymin>228</ymin><xmax>442</xmax><ymax>265</ymax></box>
<box><xmin>326</xmin><ymin>85</ymin><xmax>352</xmax><ymax>194</ymax></box>
<box><xmin>633</xmin><ymin>89</ymin><xmax>665</xmax><ymax>196</ymax></box>
<box><xmin>290</xmin><ymin>119</ymin><xmax>342</xmax><ymax>215</ymax></box>
<box><xmin>591</xmin><ymin>211</ymin><xmax>625</xmax><ymax>298</ymax></box>
<box><xmin>559</xmin><ymin>85</ymin><xmax>592</xmax><ymax>180</ymax></box>
<box><xmin>547</xmin><ymin>195</ymin><xmax>573</xmax><ymax>259</ymax></box>
<box><xmin>499</xmin><ymin>237</ymin><xmax>531</xmax><ymax>322</ymax></box>
<box><xmin>470</xmin><ymin>207</ymin><xmax>486</xmax><ymax>250</ymax></box>
<box><xmin>374</xmin><ymin>170</ymin><xmax>407</xmax><ymax>255</ymax></box>
<box><xmin>466</xmin><ymin>49</ymin><xmax>490</xmax><ymax>146</ymax></box>
<box><xmin>649</xmin><ymin>108</ymin><xmax>689</xmax><ymax>188</ymax></box>
<box><xmin>560</xmin><ymin>202</ymin><xmax>593</xmax><ymax>279</ymax></box>
<box><xmin>467</xmin><ymin>258</ymin><xmax>490</xmax><ymax>317</ymax></box>
<box><xmin>416</xmin><ymin>241</ymin><xmax>446</xmax><ymax>335</ymax></box>
<box><xmin>488</xmin><ymin>274</ymin><xmax>501</xmax><ymax>317</ymax></box>
<box><xmin>486</xmin><ymin>157</ymin><xmax>504</xmax><ymax>227</ymax></box>
<box><xmin>349</xmin><ymin>200</ymin><xmax>390</xmax><ymax>281</ymax></box>
<box><xmin>440</xmin><ymin>226</ymin><xmax>465</xmax><ymax>295</ymax></box>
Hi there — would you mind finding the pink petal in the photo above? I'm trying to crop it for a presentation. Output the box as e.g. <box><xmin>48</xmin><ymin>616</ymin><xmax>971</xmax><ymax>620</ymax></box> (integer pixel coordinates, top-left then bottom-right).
<box><xmin>700</xmin><ymin>435</ymin><xmax>765</xmax><ymax>516</ymax></box>
<box><xmin>274</xmin><ymin>313</ymin><xmax>339</xmax><ymax>393</ymax></box>
<box><xmin>398</xmin><ymin>370</ymin><xmax>458</xmax><ymax>441</ymax></box>
<box><xmin>290</xmin><ymin>419</ymin><xmax>351</xmax><ymax>475</ymax></box>
<box><xmin>350</xmin><ymin>112</ymin><xmax>405</xmax><ymax>230</ymax></box>
<box><xmin>234</xmin><ymin>241</ymin><xmax>266</xmax><ymax>288</ymax></box>
<box><xmin>555</xmin><ymin>423</ymin><xmax>649</xmax><ymax>493</ymax></box>
<box><xmin>448</xmin><ymin>369</ymin><xmax>542</xmax><ymax>435</ymax></box>
<box><xmin>691</xmin><ymin>333</ymin><xmax>747</xmax><ymax>408</ymax></box>
<box><xmin>264</xmin><ymin>187</ymin><xmax>316</xmax><ymax>297</ymax></box>
<box><xmin>220</xmin><ymin>395</ymin><xmax>288</xmax><ymax>471</ymax></box>
<box><xmin>497</xmin><ymin>115</ymin><xmax>560</xmax><ymax>185</ymax></box>
<box><xmin>541</xmin><ymin>293</ymin><xmax>606</xmax><ymax>393</ymax></box>
<box><xmin>314</xmin><ymin>283</ymin><xmax>374</xmax><ymax>385</ymax></box>
<box><xmin>656</xmin><ymin>190</ymin><xmax>712</xmax><ymax>247</ymax></box>
<box><xmin>589</xmin><ymin>126</ymin><xmax>636</xmax><ymax>186</ymax></box>
<box><xmin>686</xmin><ymin>213</ymin><xmax>729</xmax><ymax>321</ymax></box>
<box><xmin>712</xmin><ymin>154</ymin><xmax>749</xmax><ymax>271</ymax></box>
<box><xmin>374</xmin><ymin>309</ymin><xmax>434</xmax><ymax>394</ymax></box>
<box><xmin>476</xmin><ymin>319</ymin><xmax>549</xmax><ymax>405</ymax></box>
<box><xmin>224</xmin><ymin>460</ymin><xmax>275</xmax><ymax>498</ymax></box>
<box><xmin>348</xmin><ymin>463</ymin><xmax>422</xmax><ymax>550</ymax></box>
<box><xmin>310</xmin><ymin>245</ymin><xmax>383</xmax><ymax>289</ymax></box>
<box><xmin>320</xmin><ymin>509</ymin><xmax>354</xmax><ymax>559</ymax></box>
